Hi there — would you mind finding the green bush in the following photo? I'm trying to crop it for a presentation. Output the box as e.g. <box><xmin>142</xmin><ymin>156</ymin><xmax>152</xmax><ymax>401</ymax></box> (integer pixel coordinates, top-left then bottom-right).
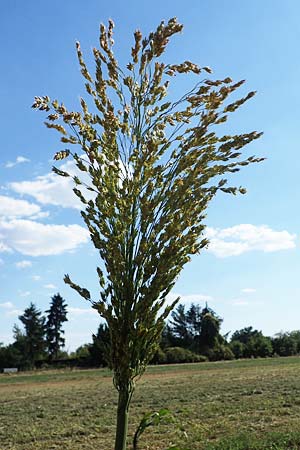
<box><xmin>229</xmin><ymin>340</ymin><xmax>245</xmax><ymax>359</ymax></box>
<box><xmin>150</xmin><ymin>347</ymin><xmax>167</xmax><ymax>364</ymax></box>
<box><xmin>164</xmin><ymin>347</ymin><xmax>207</xmax><ymax>364</ymax></box>
<box><xmin>207</xmin><ymin>344</ymin><xmax>235</xmax><ymax>361</ymax></box>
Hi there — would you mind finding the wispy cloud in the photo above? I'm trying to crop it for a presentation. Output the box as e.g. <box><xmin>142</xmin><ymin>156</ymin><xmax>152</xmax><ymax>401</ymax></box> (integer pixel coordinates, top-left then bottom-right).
<box><xmin>231</xmin><ymin>299</ymin><xmax>250</xmax><ymax>306</ymax></box>
<box><xmin>6</xmin><ymin>309</ymin><xmax>23</xmax><ymax>317</ymax></box>
<box><xmin>16</xmin><ymin>260</ymin><xmax>32</xmax><ymax>269</ymax></box>
<box><xmin>241</xmin><ymin>288</ymin><xmax>256</xmax><ymax>294</ymax></box>
<box><xmin>0</xmin><ymin>301</ymin><xmax>14</xmax><ymax>309</ymax></box>
<box><xmin>32</xmin><ymin>275</ymin><xmax>41</xmax><ymax>281</ymax></box>
<box><xmin>68</xmin><ymin>307</ymin><xmax>98</xmax><ymax>316</ymax></box>
<box><xmin>5</xmin><ymin>156</ymin><xmax>30</xmax><ymax>168</ymax></box>
<box><xmin>43</xmin><ymin>283</ymin><xmax>56</xmax><ymax>289</ymax></box>
<box><xmin>206</xmin><ymin>224</ymin><xmax>296</xmax><ymax>258</ymax></box>
<box><xmin>0</xmin><ymin>242</ymin><xmax>12</xmax><ymax>253</ymax></box>
<box><xmin>166</xmin><ymin>292</ymin><xmax>213</xmax><ymax>307</ymax></box>
<box><xmin>0</xmin><ymin>302</ymin><xmax>22</xmax><ymax>317</ymax></box>
<box><xmin>18</xmin><ymin>290</ymin><xmax>31</xmax><ymax>297</ymax></box>
<box><xmin>231</xmin><ymin>297</ymin><xmax>263</xmax><ymax>307</ymax></box>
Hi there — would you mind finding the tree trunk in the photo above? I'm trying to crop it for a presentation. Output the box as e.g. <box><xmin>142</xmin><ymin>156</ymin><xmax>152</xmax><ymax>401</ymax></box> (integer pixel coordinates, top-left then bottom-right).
<box><xmin>114</xmin><ymin>386</ymin><xmax>131</xmax><ymax>450</ymax></box>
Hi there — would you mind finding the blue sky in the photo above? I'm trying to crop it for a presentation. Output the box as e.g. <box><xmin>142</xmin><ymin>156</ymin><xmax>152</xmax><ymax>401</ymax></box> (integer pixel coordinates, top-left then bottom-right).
<box><xmin>1</xmin><ymin>0</ymin><xmax>300</xmax><ymax>351</ymax></box>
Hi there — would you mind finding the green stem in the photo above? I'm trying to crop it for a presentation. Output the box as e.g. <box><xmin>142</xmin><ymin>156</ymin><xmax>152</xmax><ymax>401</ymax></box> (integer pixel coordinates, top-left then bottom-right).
<box><xmin>114</xmin><ymin>387</ymin><xmax>131</xmax><ymax>450</ymax></box>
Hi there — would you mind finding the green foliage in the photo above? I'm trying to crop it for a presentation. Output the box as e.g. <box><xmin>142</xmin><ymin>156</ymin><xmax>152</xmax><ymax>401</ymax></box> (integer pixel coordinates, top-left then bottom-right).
<box><xmin>229</xmin><ymin>340</ymin><xmax>245</xmax><ymax>359</ymax></box>
<box><xmin>32</xmin><ymin>16</ymin><xmax>262</xmax><ymax>384</ymax></box>
<box><xmin>197</xmin><ymin>310</ymin><xmax>222</xmax><ymax>350</ymax></box>
<box><xmin>231</xmin><ymin>326</ymin><xmax>261</xmax><ymax>345</ymax></box>
<box><xmin>247</xmin><ymin>335</ymin><xmax>273</xmax><ymax>358</ymax></box>
<box><xmin>133</xmin><ymin>409</ymin><xmax>172</xmax><ymax>450</ymax></box>
<box><xmin>230</xmin><ymin>327</ymin><xmax>273</xmax><ymax>358</ymax></box>
<box><xmin>72</xmin><ymin>344</ymin><xmax>91</xmax><ymax>359</ymax></box>
<box><xmin>206</xmin><ymin>343</ymin><xmax>234</xmax><ymax>361</ymax></box>
<box><xmin>88</xmin><ymin>323</ymin><xmax>111</xmax><ymax>366</ymax></box>
<box><xmin>205</xmin><ymin>431</ymin><xmax>300</xmax><ymax>450</ymax></box>
<box><xmin>150</xmin><ymin>346</ymin><xmax>168</xmax><ymax>364</ymax></box>
<box><xmin>32</xmin><ymin>17</ymin><xmax>263</xmax><ymax>450</ymax></box>
<box><xmin>169</xmin><ymin>303</ymin><xmax>226</xmax><ymax>359</ymax></box>
<box><xmin>46</xmin><ymin>293</ymin><xmax>68</xmax><ymax>360</ymax></box>
<box><xmin>164</xmin><ymin>347</ymin><xmax>206</xmax><ymax>364</ymax></box>
<box><xmin>272</xmin><ymin>332</ymin><xmax>298</xmax><ymax>357</ymax></box>
<box><xmin>18</xmin><ymin>303</ymin><xmax>47</xmax><ymax>367</ymax></box>
<box><xmin>170</xmin><ymin>304</ymin><xmax>194</xmax><ymax>348</ymax></box>
<box><xmin>0</xmin><ymin>341</ymin><xmax>24</xmax><ymax>370</ymax></box>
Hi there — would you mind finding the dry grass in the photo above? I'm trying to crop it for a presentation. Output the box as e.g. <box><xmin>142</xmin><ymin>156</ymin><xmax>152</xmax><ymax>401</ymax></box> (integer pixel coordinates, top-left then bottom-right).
<box><xmin>1</xmin><ymin>358</ymin><xmax>300</xmax><ymax>449</ymax></box>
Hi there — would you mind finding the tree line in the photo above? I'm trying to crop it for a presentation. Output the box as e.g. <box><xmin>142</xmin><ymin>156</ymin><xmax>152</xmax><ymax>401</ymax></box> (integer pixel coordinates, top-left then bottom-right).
<box><xmin>1</xmin><ymin>296</ymin><xmax>300</xmax><ymax>371</ymax></box>
<box><xmin>0</xmin><ymin>294</ymin><xmax>68</xmax><ymax>370</ymax></box>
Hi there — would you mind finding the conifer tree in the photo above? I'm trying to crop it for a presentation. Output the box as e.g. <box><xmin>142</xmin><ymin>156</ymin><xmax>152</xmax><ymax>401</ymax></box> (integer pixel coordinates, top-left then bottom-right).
<box><xmin>170</xmin><ymin>304</ymin><xmax>192</xmax><ymax>347</ymax></box>
<box><xmin>33</xmin><ymin>18</ymin><xmax>263</xmax><ymax>450</ymax></box>
<box><xmin>19</xmin><ymin>303</ymin><xmax>46</xmax><ymax>367</ymax></box>
<box><xmin>46</xmin><ymin>293</ymin><xmax>68</xmax><ymax>360</ymax></box>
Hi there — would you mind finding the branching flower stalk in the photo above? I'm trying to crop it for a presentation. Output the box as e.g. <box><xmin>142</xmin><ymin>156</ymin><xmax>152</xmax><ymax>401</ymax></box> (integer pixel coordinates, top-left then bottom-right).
<box><xmin>33</xmin><ymin>18</ymin><xmax>263</xmax><ymax>450</ymax></box>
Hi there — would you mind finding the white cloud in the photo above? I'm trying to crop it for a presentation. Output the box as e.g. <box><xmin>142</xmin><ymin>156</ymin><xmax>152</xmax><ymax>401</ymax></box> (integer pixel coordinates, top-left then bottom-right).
<box><xmin>175</xmin><ymin>293</ymin><xmax>212</xmax><ymax>303</ymax></box>
<box><xmin>6</xmin><ymin>309</ymin><xmax>23</xmax><ymax>317</ymax></box>
<box><xmin>206</xmin><ymin>224</ymin><xmax>296</xmax><ymax>258</ymax></box>
<box><xmin>32</xmin><ymin>275</ymin><xmax>41</xmax><ymax>281</ymax></box>
<box><xmin>43</xmin><ymin>283</ymin><xmax>56</xmax><ymax>289</ymax></box>
<box><xmin>5</xmin><ymin>156</ymin><xmax>30</xmax><ymax>168</ymax></box>
<box><xmin>16</xmin><ymin>260</ymin><xmax>32</xmax><ymax>269</ymax></box>
<box><xmin>241</xmin><ymin>288</ymin><xmax>256</xmax><ymax>294</ymax></box>
<box><xmin>231</xmin><ymin>297</ymin><xmax>264</xmax><ymax>307</ymax></box>
<box><xmin>0</xmin><ymin>195</ymin><xmax>41</xmax><ymax>219</ymax></box>
<box><xmin>232</xmin><ymin>299</ymin><xmax>250</xmax><ymax>306</ymax></box>
<box><xmin>0</xmin><ymin>242</ymin><xmax>11</xmax><ymax>253</ymax></box>
<box><xmin>68</xmin><ymin>307</ymin><xmax>98</xmax><ymax>316</ymax></box>
<box><xmin>166</xmin><ymin>292</ymin><xmax>213</xmax><ymax>307</ymax></box>
<box><xmin>68</xmin><ymin>307</ymin><xmax>99</xmax><ymax>324</ymax></box>
<box><xmin>18</xmin><ymin>291</ymin><xmax>31</xmax><ymax>297</ymax></box>
<box><xmin>0</xmin><ymin>301</ymin><xmax>14</xmax><ymax>309</ymax></box>
<box><xmin>0</xmin><ymin>219</ymin><xmax>89</xmax><ymax>256</ymax></box>
<box><xmin>10</xmin><ymin>161</ymin><xmax>82</xmax><ymax>209</ymax></box>
<box><xmin>0</xmin><ymin>302</ymin><xmax>21</xmax><ymax>317</ymax></box>
<box><xmin>30</xmin><ymin>211</ymin><xmax>50</xmax><ymax>220</ymax></box>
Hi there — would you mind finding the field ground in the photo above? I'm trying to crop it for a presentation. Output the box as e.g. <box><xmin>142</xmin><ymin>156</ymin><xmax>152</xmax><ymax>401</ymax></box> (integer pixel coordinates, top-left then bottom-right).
<box><xmin>1</xmin><ymin>357</ymin><xmax>300</xmax><ymax>449</ymax></box>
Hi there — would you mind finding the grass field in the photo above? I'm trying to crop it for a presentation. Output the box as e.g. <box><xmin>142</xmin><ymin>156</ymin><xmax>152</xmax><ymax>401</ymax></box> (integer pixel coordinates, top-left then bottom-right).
<box><xmin>1</xmin><ymin>357</ymin><xmax>300</xmax><ymax>449</ymax></box>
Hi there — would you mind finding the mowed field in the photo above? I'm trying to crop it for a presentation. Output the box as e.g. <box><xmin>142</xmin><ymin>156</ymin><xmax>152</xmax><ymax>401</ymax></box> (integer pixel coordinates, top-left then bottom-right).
<box><xmin>2</xmin><ymin>358</ymin><xmax>300</xmax><ymax>450</ymax></box>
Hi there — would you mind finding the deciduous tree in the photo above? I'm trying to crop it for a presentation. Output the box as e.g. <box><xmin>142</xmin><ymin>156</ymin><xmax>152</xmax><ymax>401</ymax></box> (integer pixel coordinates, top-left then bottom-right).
<box><xmin>33</xmin><ymin>18</ymin><xmax>263</xmax><ymax>450</ymax></box>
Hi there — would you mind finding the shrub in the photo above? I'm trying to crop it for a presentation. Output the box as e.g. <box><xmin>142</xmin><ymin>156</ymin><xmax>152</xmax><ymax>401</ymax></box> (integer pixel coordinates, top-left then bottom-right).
<box><xmin>150</xmin><ymin>347</ymin><xmax>167</xmax><ymax>364</ymax></box>
<box><xmin>207</xmin><ymin>344</ymin><xmax>235</xmax><ymax>361</ymax></box>
<box><xmin>230</xmin><ymin>340</ymin><xmax>245</xmax><ymax>359</ymax></box>
<box><xmin>164</xmin><ymin>347</ymin><xmax>207</xmax><ymax>364</ymax></box>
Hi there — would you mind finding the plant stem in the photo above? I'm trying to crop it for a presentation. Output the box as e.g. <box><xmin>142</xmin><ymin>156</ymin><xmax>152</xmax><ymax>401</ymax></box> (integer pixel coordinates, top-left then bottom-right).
<box><xmin>114</xmin><ymin>386</ymin><xmax>131</xmax><ymax>450</ymax></box>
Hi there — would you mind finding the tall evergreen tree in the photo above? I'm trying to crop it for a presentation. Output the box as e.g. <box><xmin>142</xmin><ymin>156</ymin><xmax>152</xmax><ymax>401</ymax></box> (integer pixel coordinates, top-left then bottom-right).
<box><xmin>46</xmin><ymin>293</ymin><xmax>68</xmax><ymax>360</ymax></box>
<box><xmin>89</xmin><ymin>323</ymin><xmax>110</xmax><ymax>366</ymax></box>
<box><xmin>186</xmin><ymin>303</ymin><xmax>202</xmax><ymax>350</ymax></box>
<box><xmin>19</xmin><ymin>303</ymin><xmax>46</xmax><ymax>366</ymax></box>
<box><xmin>170</xmin><ymin>302</ymin><xmax>224</xmax><ymax>354</ymax></box>
<box><xmin>170</xmin><ymin>304</ymin><xmax>192</xmax><ymax>347</ymax></box>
